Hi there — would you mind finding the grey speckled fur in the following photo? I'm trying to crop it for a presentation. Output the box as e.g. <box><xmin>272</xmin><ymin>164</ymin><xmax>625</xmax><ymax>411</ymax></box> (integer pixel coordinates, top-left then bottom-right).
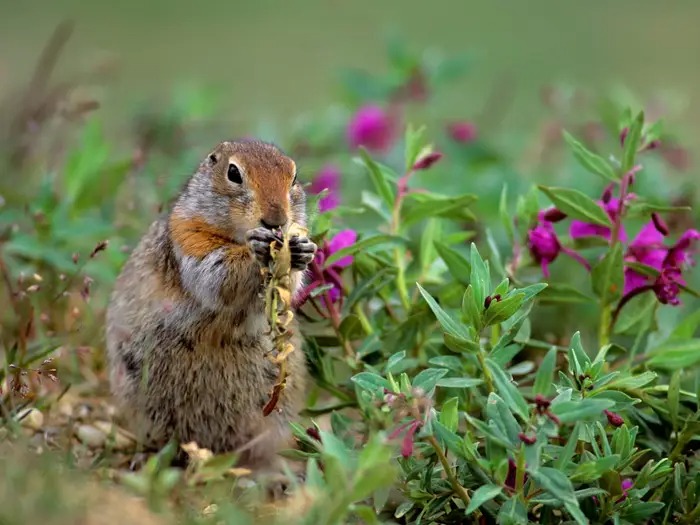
<box><xmin>105</xmin><ymin>140</ymin><xmax>314</xmax><ymax>470</ymax></box>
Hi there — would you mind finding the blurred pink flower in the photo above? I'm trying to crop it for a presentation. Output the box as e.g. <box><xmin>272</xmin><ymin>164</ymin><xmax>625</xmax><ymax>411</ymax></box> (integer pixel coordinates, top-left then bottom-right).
<box><xmin>310</xmin><ymin>165</ymin><xmax>341</xmax><ymax>212</ymax></box>
<box><xmin>347</xmin><ymin>105</ymin><xmax>397</xmax><ymax>153</ymax></box>
<box><xmin>447</xmin><ymin>121</ymin><xmax>477</xmax><ymax>143</ymax></box>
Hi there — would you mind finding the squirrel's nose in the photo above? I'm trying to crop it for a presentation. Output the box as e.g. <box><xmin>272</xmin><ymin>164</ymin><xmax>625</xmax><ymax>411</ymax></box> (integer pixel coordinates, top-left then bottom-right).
<box><xmin>260</xmin><ymin>218</ymin><xmax>286</xmax><ymax>230</ymax></box>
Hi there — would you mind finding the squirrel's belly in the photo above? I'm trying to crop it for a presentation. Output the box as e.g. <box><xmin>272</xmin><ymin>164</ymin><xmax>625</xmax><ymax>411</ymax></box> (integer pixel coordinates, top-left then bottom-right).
<box><xmin>134</xmin><ymin>334</ymin><xmax>304</xmax><ymax>456</ymax></box>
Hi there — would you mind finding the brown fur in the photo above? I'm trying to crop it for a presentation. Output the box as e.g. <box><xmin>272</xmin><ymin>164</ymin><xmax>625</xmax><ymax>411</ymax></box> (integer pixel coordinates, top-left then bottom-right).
<box><xmin>105</xmin><ymin>139</ymin><xmax>316</xmax><ymax>477</ymax></box>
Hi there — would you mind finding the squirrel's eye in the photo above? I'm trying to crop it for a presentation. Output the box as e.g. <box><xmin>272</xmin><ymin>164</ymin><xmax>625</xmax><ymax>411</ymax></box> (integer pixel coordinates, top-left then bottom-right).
<box><xmin>208</xmin><ymin>154</ymin><xmax>218</xmax><ymax>165</ymax></box>
<box><xmin>227</xmin><ymin>163</ymin><xmax>243</xmax><ymax>184</ymax></box>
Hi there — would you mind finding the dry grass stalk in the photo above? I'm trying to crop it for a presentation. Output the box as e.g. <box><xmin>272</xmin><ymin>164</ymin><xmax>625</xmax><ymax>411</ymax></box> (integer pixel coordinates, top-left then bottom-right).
<box><xmin>261</xmin><ymin>222</ymin><xmax>307</xmax><ymax>416</ymax></box>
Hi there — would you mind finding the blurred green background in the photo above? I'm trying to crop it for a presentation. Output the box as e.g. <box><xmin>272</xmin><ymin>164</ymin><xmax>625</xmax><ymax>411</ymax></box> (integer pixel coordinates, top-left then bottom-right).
<box><xmin>2</xmin><ymin>0</ymin><xmax>700</xmax><ymax>150</ymax></box>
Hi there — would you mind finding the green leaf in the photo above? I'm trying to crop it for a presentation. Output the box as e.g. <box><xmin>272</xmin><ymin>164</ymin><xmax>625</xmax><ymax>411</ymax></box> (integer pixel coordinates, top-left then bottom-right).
<box><xmin>470</xmin><ymin>243</ymin><xmax>490</xmax><ymax>310</ymax></box>
<box><xmin>647</xmin><ymin>339</ymin><xmax>700</xmax><ymax>370</ymax></box>
<box><xmin>443</xmin><ymin>333</ymin><xmax>480</xmax><ymax>354</ymax></box>
<box><xmin>563</xmin><ymin>130</ymin><xmax>618</xmax><ymax>181</ymax></box>
<box><xmin>325</xmin><ymin>234</ymin><xmax>405</xmax><ymax>265</ymax></box>
<box><xmin>466</xmin><ymin>484</ymin><xmax>502</xmax><ymax>515</ymax></box>
<box><xmin>351</xmin><ymin>372</ymin><xmax>390</xmax><ymax>394</ymax></box>
<box><xmin>529</xmin><ymin>468</ymin><xmax>587</xmax><ymax>525</ymax></box>
<box><xmin>613</xmin><ymin>292</ymin><xmax>657</xmax><ymax>334</ymax></box>
<box><xmin>668</xmin><ymin>308</ymin><xmax>700</xmax><ymax>340</ymax></box>
<box><xmin>412</xmin><ymin>368</ymin><xmax>449</xmax><ymax>392</ymax></box>
<box><xmin>440</xmin><ymin>396</ymin><xmax>459</xmax><ymax>432</ymax></box>
<box><xmin>486</xmin><ymin>359</ymin><xmax>529</xmax><ymax>420</ymax></box>
<box><xmin>358</xmin><ymin>148</ymin><xmax>395</xmax><ymax>208</ymax></box>
<box><xmin>538</xmin><ymin>283</ymin><xmax>595</xmax><ymax>304</ymax></box>
<box><xmin>533</xmin><ymin>346</ymin><xmax>557</xmax><ymax>396</ymax></box>
<box><xmin>486</xmin><ymin>392</ymin><xmax>522</xmax><ymax>444</ymax></box>
<box><xmin>568</xmin><ymin>331</ymin><xmax>591</xmax><ymax>375</ymax></box>
<box><xmin>402</xmin><ymin>193</ymin><xmax>477</xmax><ymax>227</ymax></box>
<box><xmin>500</xmin><ymin>184</ymin><xmax>515</xmax><ymax>243</ymax></box>
<box><xmin>483</xmin><ymin>292</ymin><xmax>525</xmax><ymax>326</ymax></box>
<box><xmin>622</xmin><ymin>110</ymin><xmax>644</xmax><ymax>174</ymax></box>
<box><xmin>433</xmin><ymin>421</ymin><xmax>472</xmax><ymax>461</ymax></box>
<box><xmin>461</xmin><ymin>285</ymin><xmax>483</xmax><ymax>332</ymax></box>
<box><xmin>551</xmin><ymin>398</ymin><xmax>614</xmax><ymax>424</ymax></box>
<box><xmin>604</xmin><ymin>371</ymin><xmax>657</xmax><ymax>391</ymax></box>
<box><xmin>554</xmin><ymin>422</ymin><xmax>581</xmax><ymax>470</ymax></box>
<box><xmin>538</xmin><ymin>185</ymin><xmax>611</xmax><ymax>227</ymax></box>
<box><xmin>591</xmin><ymin>243</ymin><xmax>624</xmax><ymax>306</ymax></box>
<box><xmin>669</xmin><ymin>370</ymin><xmax>680</xmax><ymax>431</ymax></box>
<box><xmin>404</xmin><ymin>123</ymin><xmax>426</xmax><ymax>170</ymax></box>
<box><xmin>386</xmin><ymin>351</ymin><xmax>406</xmax><ymax>373</ymax></box>
<box><xmin>621</xmin><ymin>501</ymin><xmax>665</xmax><ymax>522</ymax></box>
<box><xmin>497</xmin><ymin>497</ymin><xmax>528</xmax><ymax>525</ymax></box>
<box><xmin>436</xmin><ymin>377</ymin><xmax>483</xmax><ymax>389</ymax></box>
<box><xmin>417</xmin><ymin>283</ymin><xmax>469</xmax><ymax>339</ymax></box>
<box><xmin>434</xmin><ymin>241</ymin><xmax>471</xmax><ymax>286</ymax></box>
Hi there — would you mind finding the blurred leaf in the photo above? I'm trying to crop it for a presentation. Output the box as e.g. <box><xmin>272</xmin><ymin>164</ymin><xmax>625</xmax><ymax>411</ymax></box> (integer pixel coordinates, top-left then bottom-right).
<box><xmin>563</xmin><ymin>130</ymin><xmax>618</xmax><ymax>181</ymax></box>
<box><xmin>357</xmin><ymin>148</ymin><xmax>395</xmax><ymax>208</ymax></box>
<box><xmin>386</xmin><ymin>351</ymin><xmax>406</xmax><ymax>373</ymax></box>
<box><xmin>499</xmin><ymin>184</ymin><xmax>515</xmax><ymax>243</ymax></box>
<box><xmin>647</xmin><ymin>339</ymin><xmax>700</xmax><ymax>370</ymax></box>
<box><xmin>533</xmin><ymin>346</ymin><xmax>557</xmax><ymax>396</ymax></box>
<box><xmin>620</xmin><ymin>502</ymin><xmax>665</xmax><ymax>522</ymax></box>
<box><xmin>439</xmin><ymin>396</ymin><xmax>459</xmax><ymax>432</ymax></box>
<box><xmin>325</xmin><ymin>234</ymin><xmax>405</xmax><ymax>265</ymax></box>
<box><xmin>538</xmin><ymin>283</ymin><xmax>595</xmax><ymax>304</ymax></box>
<box><xmin>401</xmin><ymin>193</ymin><xmax>477</xmax><ymax>227</ymax></box>
<box><xmin>622</xmin><ymin>110</ymin><xmax>644</xmax><ymax>174</ymax></box>
<box><xmin>538</xmin><ymin>185</ymin><xmax>611</xmax><ymax>227</ymax></box>
<box><xmin>404</xmin><ymin>124</ymin><xmax>426</xmax><ymax>171</ymax></box>
<box><xmin>591</xmin><ymin>243</ymin><xmax>624</xmax><ymax>306</ymax></box>
<box><xmin>434</xmin><ymin>241</ymin><xmax>471</xmax><ymax>286</ymax></box>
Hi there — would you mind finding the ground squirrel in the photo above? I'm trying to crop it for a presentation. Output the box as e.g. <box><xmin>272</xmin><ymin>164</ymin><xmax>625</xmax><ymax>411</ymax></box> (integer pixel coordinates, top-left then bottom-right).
<box><xmin>105</xmin><ymin>139</ymin><xmax>317</xmax><ymax>471</ymax></box>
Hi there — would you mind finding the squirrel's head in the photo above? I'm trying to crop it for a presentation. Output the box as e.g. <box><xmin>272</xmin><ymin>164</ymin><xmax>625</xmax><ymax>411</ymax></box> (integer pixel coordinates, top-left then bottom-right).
<box><xmin>173</xmin><ymin>139</ymin><xmax>307</xmax><ymax>243</ymax></box>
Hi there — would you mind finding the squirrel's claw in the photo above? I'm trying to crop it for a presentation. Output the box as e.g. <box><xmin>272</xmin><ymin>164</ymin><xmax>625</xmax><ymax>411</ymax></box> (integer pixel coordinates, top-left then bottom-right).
<box><xmin>246</xmin><ymin>227</ymin><xmax>280</xmax><ymax>267</ymax></box>
<box><xmin>289</xmin><ymin>236</ymin><xmax>317</xmax><ymax>271</ymax></box>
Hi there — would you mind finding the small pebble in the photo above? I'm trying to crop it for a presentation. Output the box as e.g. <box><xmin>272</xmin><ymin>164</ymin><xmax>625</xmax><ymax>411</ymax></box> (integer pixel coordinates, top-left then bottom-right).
<box><xmin>76</xmin><ymin>424</ymin><xmax>107</xmax><ymax>448</ymax></box>
<box><xmin>93</xmin><ymin>421</ymin><xmax>135</xmax><ymax>451</ymax></box>
<box><xmin>16</xmin><ymin>408</ymin><xmax>44</xmax><ymax>431</ymax></box>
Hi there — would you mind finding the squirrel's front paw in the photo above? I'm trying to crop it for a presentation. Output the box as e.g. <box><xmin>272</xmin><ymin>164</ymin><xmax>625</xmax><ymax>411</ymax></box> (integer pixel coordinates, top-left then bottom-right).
<box><xmin>289</xmin><ymin>236</ymin><xmax>317</xmax><ymax>270</ymax></box>
<box><xmin>246</xmin><ymin>227</ymin><xmax>280</xmax><ymax>267</ymax></box>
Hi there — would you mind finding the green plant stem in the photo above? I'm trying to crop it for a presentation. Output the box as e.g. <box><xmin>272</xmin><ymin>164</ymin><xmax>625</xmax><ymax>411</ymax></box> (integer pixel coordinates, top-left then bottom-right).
<box><xmin>426</xmin><ymin>435</ymin><xmax>472</xmax><ymax>508</ymax></box>
<box><xmin>353</xmin><ymin>304</ymin><xmax>373</xmax><ymax>335</ymax></box>
<box><xmin>598</xmin><ymin>305</ymin><xmax>611</xmax><ymax>347</ymax></box>
<box><xmin>390</xmin><ymin>173</ymin><xmax>411</xmax><ymax>312</ymax></box>
<box><xmin>476</xmin><ymin>349</ymin><xmax>494</xmax><ymax>393</ymax></box>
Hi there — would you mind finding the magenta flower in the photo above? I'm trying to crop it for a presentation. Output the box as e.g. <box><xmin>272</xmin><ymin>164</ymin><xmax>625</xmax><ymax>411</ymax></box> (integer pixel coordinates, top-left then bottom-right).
<box><xmin>347</xmin><ymin>105</ymin><xmax>397</xmax><ymax>153</ymax></box>
<box><xmin>528</xmin><ymin>209</ymin><xmax>590</xmax><ymax>277</ymax></box>
<box><xmin>447</xmin><ymin>121</ymin><xmax>477</xmax><ymax>143</ymax></box>
<box><xmin>310</xmin><ymin>165</ymin><xmax>341</xmax><ymax>212</ymax></box>
<box><xmin>616</xmin><ymin>479</ymin><xmax>634</xmax><ymax>504</ymax></box>
<box><xmin>295</xmin><ymin>229</ymin><xmax>358</xmax><ymax>309</ymax></box>
<box><xmin>388</xmin><ymin>419</ymin><xmax>422</xmax><ymax>458</ymax></box>
<box><xmin>569</xmin><ymin>195</ymin><xmax>628</xmax><ymax>243</ymax></box>
<box><xmin>614</xmin><ymin>217</ymin><xmax>699</xmax><ymax>312</ymax></box>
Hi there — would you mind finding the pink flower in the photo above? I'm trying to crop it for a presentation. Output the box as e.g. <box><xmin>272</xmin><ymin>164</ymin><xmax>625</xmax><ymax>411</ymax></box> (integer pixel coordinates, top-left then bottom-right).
<box><xmin>296</xmin><ymin>229</ymin><xmax>358</xmax><ymax>309</ymax></box>
<box><xmin>347</xmin><ymin>105</ymin><xmax>397</xmax><ymax>153</ymax></box>
<box><xmin>310</xmin><ymin>165</ymin><xmax>341</xmax><ymax>212</ymax></box>
<box><xmin>447</xmin><ymin>121</ymin><xmax>477</xmax><ymax>143</ymax></box>
<box><xmin>617</xmin><ymin>217</ymin><xmax>699</xmax><ymax>308</ymax></box>
<box><xmin>569</xmin><ymin>197</ymin><xmax>628</xmax><ymax>243</ymax></box>
<box><xmin>389</xmin><ymin>419</ymin><xmax>422</xmax><ymax>458</ymax></box>
<box><xmin>616</xmin><ymin>479</ymin><xmax>634</xmax><ymax>503</ymax></box>
<box><xmin>527</xmin><ymin>209</ymin><xmax>590</xmax><ymax>277</ymax></box>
